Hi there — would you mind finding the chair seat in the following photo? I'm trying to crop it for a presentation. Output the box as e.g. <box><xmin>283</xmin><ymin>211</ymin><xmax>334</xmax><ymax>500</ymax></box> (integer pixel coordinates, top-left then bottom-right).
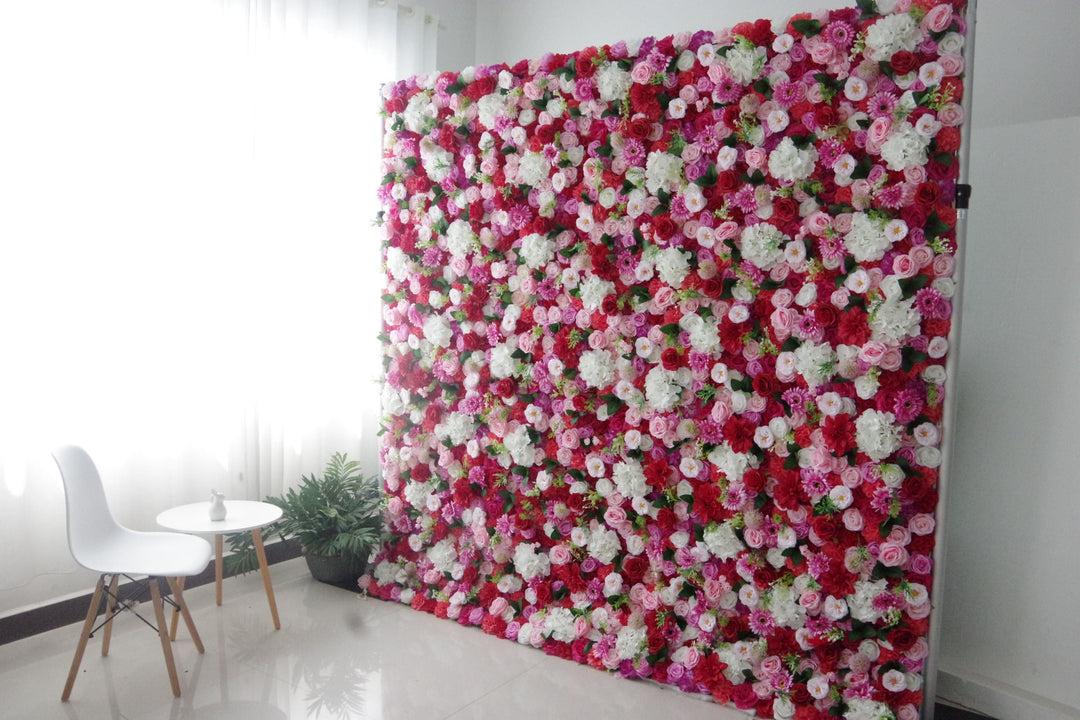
<box><xmin>75</xmin><ymin>528</ymin><xmax>212</xmax><ymax>578</ymax></box>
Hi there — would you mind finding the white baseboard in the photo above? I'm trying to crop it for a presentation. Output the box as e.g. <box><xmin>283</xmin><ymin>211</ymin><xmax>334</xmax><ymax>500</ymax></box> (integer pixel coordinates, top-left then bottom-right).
<box><xmin>937</xmin><ymin>667</ymin><xmax>1080</xmax><ymax>720</ymax></box>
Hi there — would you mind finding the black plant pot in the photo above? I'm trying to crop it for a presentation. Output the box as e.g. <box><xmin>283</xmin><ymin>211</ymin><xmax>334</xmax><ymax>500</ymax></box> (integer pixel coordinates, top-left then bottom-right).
<box><xmin>303</xmin><ymin>552</ymin><xmax>367</xmax><ymax>585</ymax></box>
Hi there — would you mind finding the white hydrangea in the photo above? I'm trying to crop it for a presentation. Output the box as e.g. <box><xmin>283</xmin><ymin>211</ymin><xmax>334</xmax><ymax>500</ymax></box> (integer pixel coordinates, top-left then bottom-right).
<box><xmin>864</xmin><ymin>12</ymin><xmax>923</xmax><ymax>61</ymax></box>
<box><xmin>504</xmin><ymin>424</ymin><xmax>537</xmax><ymax>467</ymax></box>
<box><xmin>580</xmin><ymin>348</ymin><xmax>616</xmax><ymax>389</ymax></box>
<box><xmin>477</xmin><ymin>92</ymin><xmax>512</xmax><ymax>130</ymax></box>
<box><xmin>579</xmin><ymin>274</ymin><xmax>616</xmax><ymax>311</ymax></box>
<box><xmin>596</xmin><ymin>62</ymin><xmax>633</xmax><ymax>102</ymax></box>
<box><xmin>645</xmin><ymin>151</ymin><xmax>685</xmax><ymax>194</ymax></box>
<box><xmin>844</xmin><ymin>213</ymin><xmax>892</xmax><ymax>263</ymax></box>
<box><xmin>446</xmin><ymin>218</ymin><xmax>478</xmax><ymax>259</ymax></box>
<box><xmin>403</xmin><ymin>92</ymin><xmax>435</xmax><ymax>134</ymax></box>
<box><xmin>703</xmin><ymin>521</ymin><xmax>745</xmax><ymax>561</ymax></box>
<box><xmin>848</xmin><ymin>578</ymin><xmax>889</xmax><ymax>623</ymax></box>
<box><xmin>517</xmin><ymin>151</ymin><xmax>550</xmax><ymax>187</ymax></box>
<box><xmin>740</xmin><ymin>223</ymin><xmax>788</xmax><ymax>270</ymax></box>
<box><xmin>404</xmin><ymin>481</ymin><xmax>432</xmax><ymax>510</ymax></box>
<box><xmin>680</xmin><ymin>313</ymin><xmax>721</xmax><ymax>355</ymax></box>
<box><xmin>768</xmin><ymin>137</ymin><xmax>818</xmax><ymax>183</ymax></box>
<box><xmin>707</xmin><ymin>443</ymin><xmax>751</xmax><ymax>482</ymax></box>
<box><xmin>615</xmin><ymin>625</ymin><xmax>647</xmax><ymax>660</ymax></box>
<box><xmin>855</xmin><ymin>409</ymin><xmax>901</xmax><ymax>461</ymax></box>
<box><xmin>519</xmin><ymin>232</ymin><xmax>555</xmax><ymax>269</ymax></box>
<box><xmin>645</xmin><ymin>365</ymin><xmax>683</xmax><ymax>412</ymax></box>
<box><xmin>437</xmin><ymin>412</ymin><xmax>476</xmax><ymax>446</ymax></box>
<box><xmin>544</xmin><ymin>607</ymin><xmax>578</xmax><ymax>642</ymax></box>
<box><xmin>793</xmin><ymin>341</ymin><xmax>836</xmax><ymax>388</ymax></box>
<box><xmin>423</xmin><ymin>314</ymin><xmax>452</xmax><ymax>349</ymax></box>
<box><xmin>587</xmin><ymin>526</ymin><xmax>621</xmax><ymax>564</ymax></box>
<box><xmin>655</xmin><ymin>246</ymin><xmax>691</xmax><ymax>288</ymax></box>
<box><xmin>427</xmin><ymin>537</ymin><xmax>458</xmax><ymax>573</ymax></box>
<box><xmin>373</xmin><ymin>559</ymin><xmax>401</xmax><ymax>585</ymax></box>
<box><xmin>385</xmin><ymin>246</ymin><xmax>409</xmax><ymax>282</ymax></box>
<box><xmin>723</xmin><ymin>41</ymin><xmax>767</xmax><ymax>84</ymax></box>
<box><xmin>881</xmin><ymin>121</ymin><xmax>931</xmax><ymax>171</ymax></box>
<box><xmin>844</xmin><ymin>699</ymin><xmax>896</xmax><ymax>720</ymax></box>
<box><xmin>513</xmin><ymin>542</ymin><xmax>551</xmax><ymax>580</ymax></box>
<box><xmin>612</xmin><ymin>459</ymin><xmax>648</xmax><ymax>499</ymax></box>
<box><xmin>768</xmin><ymin>583</ymin><xmax>807</xmax><ymax>630</ymax></box>
<box><xmin>419</xmin><ymin>136</ymin><xmax>454</xmax><ymax>183</ymax></box>
<box><xmin>870</xmin><ymin>294</ymin><xmax>921</xmax><ymax>344</ymax></box>
<box><xmin>489</xmin><ymin>342</ymin><xmax>519</xmax><ymax>379</ymax></box>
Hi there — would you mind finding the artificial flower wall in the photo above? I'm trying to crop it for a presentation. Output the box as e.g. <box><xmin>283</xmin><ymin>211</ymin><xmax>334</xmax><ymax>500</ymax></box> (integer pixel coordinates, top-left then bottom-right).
<box><xmin>369</xmin><ymin>1</ymin><xmax>967</xmax><ymax>718</ymax></box>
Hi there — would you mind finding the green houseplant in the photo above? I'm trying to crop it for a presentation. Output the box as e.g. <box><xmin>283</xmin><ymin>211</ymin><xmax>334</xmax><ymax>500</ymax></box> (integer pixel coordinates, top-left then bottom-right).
<box><xmin>267</xmin><ymin>452</ymin><xmax>384</xmax><ymax>584</ymax></box>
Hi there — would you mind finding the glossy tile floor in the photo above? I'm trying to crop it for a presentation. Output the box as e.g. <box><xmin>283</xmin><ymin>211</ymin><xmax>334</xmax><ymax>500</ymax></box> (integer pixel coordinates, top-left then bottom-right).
<box><xmin>0</xmin><ymin>558</ymin><xmax>751</xmax><ymax>720</ymax></box>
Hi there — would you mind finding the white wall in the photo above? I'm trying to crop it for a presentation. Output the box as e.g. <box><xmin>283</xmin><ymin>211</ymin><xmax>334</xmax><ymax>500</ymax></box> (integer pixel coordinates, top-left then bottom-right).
<box><xmin>471</xmin><ymin>1</ymin><xmax>1080</xmax><ymax>718</ymax></box>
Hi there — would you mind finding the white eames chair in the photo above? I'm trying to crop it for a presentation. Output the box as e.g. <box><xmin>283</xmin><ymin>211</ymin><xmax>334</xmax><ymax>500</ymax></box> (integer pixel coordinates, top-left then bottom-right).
<box><xmin>52</xmin><ymin>445</ymin><xmax>213</xmax><ymax>700</ymax></box>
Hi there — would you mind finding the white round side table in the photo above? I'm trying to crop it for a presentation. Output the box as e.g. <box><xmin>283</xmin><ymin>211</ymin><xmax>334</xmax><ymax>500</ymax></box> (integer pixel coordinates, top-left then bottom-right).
<box><xmin>156</xmin><ymin>500</ymin><xmax>283</xmax><ymax>632</ymax></box>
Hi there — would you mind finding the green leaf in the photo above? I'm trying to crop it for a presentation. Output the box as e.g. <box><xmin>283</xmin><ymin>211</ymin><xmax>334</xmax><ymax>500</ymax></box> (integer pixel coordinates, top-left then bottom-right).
<box><xmin>898</xmin><ymin>273</ymin><xmax>931</xmax><ymax>299</ymax></box>
<box><xmin>792</xmin><ymin>18</ymin><xmax>823</xmax><ymax>37</ymax></box>
<box><xmin>694</xmin><ymin>163</ymin><xmax>719</xmax><ymax>187</ymax></box>
<box><xmin>660</xmin><ymin>323</ymin><xmax>681</xmax><ymax>338</ymax></box>
<box><xmin>753</xmin><ymin>78</ymin><xmax>772</xmax><ymax>98</ymax></box>
<box><xmin>850</xmin><ymin>155</ymin><xmax>873</xmax><ymax>180</ymax></box>
<box><xmin>901</xmin><ymin>346</ymin><xmax>929</xmax><ymax>373</ymax></box>
<box><xmin>856</xmin><ymin>0</ymin><xmax>878</xmax><ymax>17</ymax></box>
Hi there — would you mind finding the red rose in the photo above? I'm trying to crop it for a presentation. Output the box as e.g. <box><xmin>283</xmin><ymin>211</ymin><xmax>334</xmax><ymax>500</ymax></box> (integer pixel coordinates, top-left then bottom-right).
<box><xmin>661</xmin><ymin>347</ymin><xmax>683</xmax><ymax>370</ymax></box>
<box><xmin>653</xmin><ymin>213</ymin><xmax>677</xmax><ymax>240</ymax></box>
<box><xmin>812</xmin><ymin>303</ymin><xmax>838</xmax><ymax>328</ymax></box>
<box><xmin>915</xmin><ymin>181</ymin><xmax>942</xmax><ymax>208</ymax></box>
<box><xmin>716</xmin><ymin>169</ymin><xmax>740</xmax><ymax>193</ymax></box>
<box><xmin>495</xmin><ymin>377</ymin><xmax>516</xmax><ymax>398</ymax></box>
<box><xmin>772</xmin><ymin>196</ymin><xmax>799</xmax><ymax>224</ymax></box>
<box><xmin>890</xmin><ymin>50</ymin><xmax>918</xmax><ymax>76</ymax></box>
<box><xmin>815</xmin><ymin>104</ymin><xmax>837</xmax><ymax>128</ymax></box>
<box><xmin>628</xmin><ymin>116</ymin><xmax>653</xmax><ymax>140</ymax></box>
<box><xmin>732</xmin><ymin>683</ymin><xmax>759</xmax><ymax>710</ymax></box>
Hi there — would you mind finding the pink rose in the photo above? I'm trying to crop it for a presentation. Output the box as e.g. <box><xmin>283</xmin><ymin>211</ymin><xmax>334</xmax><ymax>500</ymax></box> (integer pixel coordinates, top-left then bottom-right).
<box><xmin>878</xmin><ymin>542</ymin><xmax>909</xmax><ymax>567</ymax></box>
<box><xmin>715</xmin><ymin>220</ymin><xmax>740</xmax><ymax>241</ymax></box>
<box><xmin>682</xmin><ymin>646</ymin><xmax>701</xmax><ymax>669</ymax></box>
<box><xmin>744</xmin><ymin>527</ymin><xmax>766</xmax><ymax>548</ymax></box>
<box><xmin>652</xmin><ymin>285</ymin><xmax>676</xmax><ymax>311</ymax></box>
<box><xmin>745</xmin><ymin>147</ymin><xmax>768</xmax><ymax>169</ymax></box>
<box><xmin>490</xmin><ymin>596</ymin><xmax>509</xmax><ymax>616</ymax></box>
<box><xmin>833</xmin><ymin>213</ymin><xmax>854</xmax><ymax>234</ymax></box>
<box><xmin>799</xmin><ymin>590</ymin><xmax>822</xmax><ymax>611</ymax></box>
<box><xmin>805</xmin><ymin>211</ymin><xmax>833</xmax><ymax>236</ymax></box>
<box><xmin>604</xmin><ymin>506</ymin><xmax>628</xmax><ymax>526</ymax></box>
<box><xmin>938</xmin><ymin>102</ymin><xmax>965</xmax><ymax>127</ymax></box>
<box><xmin>892</xmin><ymin>254</ymin><xmax>919</xmax><ymax>278</ymax></box>
<box><xmin>868</xmin><ymin>116</ymin><xmax>893</xmax><ymax>146</ymax></box>
<box><xmin>842</xmin><ymin>507</ymin><xmax>864</xmax><ymax>531</ymax></box>
<box><xmin>939</xmin><ymin>53</ymin><xmax>965</xmax><ymax>77</ymax></box>
<box><xmin>910</xmin><ymin>244</ymin><xmax>935</xmax><ymax>268</ymax></box>
<box><xmin>887</xmin><ymin>526</ymin><xmax>912</xmax><ymax>545</ymax></box>
<box><xmin>549</xmin><ymin>544</ymin><xmax>572</xmax><ymax>565</ymax></box>
<box><xmin>858</xmin><ymin>341</ymin><xmax>888</xmax><ymax>365</ymax></box>
<box><xmin>704</xmin><ymin>578</ymin><xmax>728</xmax><ymax>605</ymax></box>
<box><xmin>559</xmin><ymin>428</ymin><xmax>580</xmax><ymax>449</ymax></box>
<box><xmin>649</xmin><ymin>414</ymin><xmax>671</xmax><ymax>439</ymax></box>
<box><xmin>922</xmin><ymin>4</ymin><xmax>953</xmax><ymax>33</ymax></box>
<box><xmin>588</xmin><ymin>331</ymin><xmax>608</xmax><ymax>350</ymax></box>
<box><xmin>387</xmin><ymin>497</ymin><xmax>404</xmax><ymax>517</ymax></box>
<box><xmin>630</xmin><ymin>63</ymin><xmax>653</xmax><ymax>84</ymax></box>
<box><xmin>909</xmin><ymin>513</ymin><xmax>936</xmax><ymax>536</ymax></box>
<box><xmin>932</xmin><ymin>253</ymin><xmax>956</xmax><ymax>277</ymax></box>
<box><xmin>879</xmin><ymin>347</ymin><xmax>903</xmax><ymax>372</ymax></box>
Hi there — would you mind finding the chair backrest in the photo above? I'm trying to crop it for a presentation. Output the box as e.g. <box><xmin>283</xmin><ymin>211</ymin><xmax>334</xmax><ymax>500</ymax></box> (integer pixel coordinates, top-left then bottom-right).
<box><xmin>52</xmin><ymin>445</ymin><xmax>125</xmax><ymax>569</ymax></box>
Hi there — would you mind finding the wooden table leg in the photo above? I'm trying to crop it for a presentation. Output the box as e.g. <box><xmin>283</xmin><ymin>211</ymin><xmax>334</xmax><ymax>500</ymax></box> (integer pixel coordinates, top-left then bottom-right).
<box><xmin>215</xmin><ymin>534</ymin><xmax>224</xmax><ymax>606</ymax></box>
<box><xmin>251</xmin><ymin>528</ymin><xmax>280</xmax><ymax>629</ymax></box>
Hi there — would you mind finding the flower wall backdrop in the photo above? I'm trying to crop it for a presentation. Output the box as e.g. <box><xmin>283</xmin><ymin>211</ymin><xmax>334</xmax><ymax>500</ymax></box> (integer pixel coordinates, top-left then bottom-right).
<box><xmin>369</xmin><ymin>1</ymin><xmax>967</xmax><ymax>717</ymax></box>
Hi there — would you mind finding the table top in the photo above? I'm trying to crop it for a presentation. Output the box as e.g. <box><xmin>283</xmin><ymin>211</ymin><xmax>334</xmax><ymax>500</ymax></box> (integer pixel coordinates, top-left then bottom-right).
<box><xmin>156</xmin><ymin>500</ymin><xmax>283</xmax><ymax>534</ymax></box>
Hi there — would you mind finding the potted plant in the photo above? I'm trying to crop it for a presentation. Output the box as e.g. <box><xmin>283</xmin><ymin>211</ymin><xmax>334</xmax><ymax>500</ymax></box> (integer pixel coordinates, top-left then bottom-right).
<box><xmin>266</xmin><ymin>452</ymin><xmax>384</xmax><ymax>584</ymax></box>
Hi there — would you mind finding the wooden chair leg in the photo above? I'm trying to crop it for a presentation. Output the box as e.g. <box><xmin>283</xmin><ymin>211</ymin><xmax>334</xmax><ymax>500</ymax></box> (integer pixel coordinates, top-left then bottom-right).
<box><xmin>166</xmin><ymin>576</ymin><xmax>204</xmax><ymax>654</ymax></box>
<box><xmin>148</xmin><ymin>577</ymin><xmax>182</xmax><ymax>697</ymax></box>
<box><xmin>168</xmin><ymin>575</ymin><xmax>186</xmax><ymax>641</ymax></box>
<box><xmin>101</xmin><ymin>574</ymin><xmax>120</xmax><ymax>656</ymax></box>
<box><xmin>62</xmin><ymin>574</ymin><xmax>106</xmax><ymax>701</ymax></box>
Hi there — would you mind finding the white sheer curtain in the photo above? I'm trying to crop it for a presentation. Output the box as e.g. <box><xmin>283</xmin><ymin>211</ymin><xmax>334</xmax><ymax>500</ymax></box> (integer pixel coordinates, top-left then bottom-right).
<box><xmin>0</xmin><ymin>0</ymin><xmax>438</xmax><ymax>615</ymax></box>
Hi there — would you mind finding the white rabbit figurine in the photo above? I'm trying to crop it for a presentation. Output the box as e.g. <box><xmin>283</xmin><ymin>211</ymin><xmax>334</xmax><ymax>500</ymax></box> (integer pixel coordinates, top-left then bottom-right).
<box><xmin>209</xmin><ymin>490</ymin><xmax>227</xmax><ymax>521</ymax></box>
